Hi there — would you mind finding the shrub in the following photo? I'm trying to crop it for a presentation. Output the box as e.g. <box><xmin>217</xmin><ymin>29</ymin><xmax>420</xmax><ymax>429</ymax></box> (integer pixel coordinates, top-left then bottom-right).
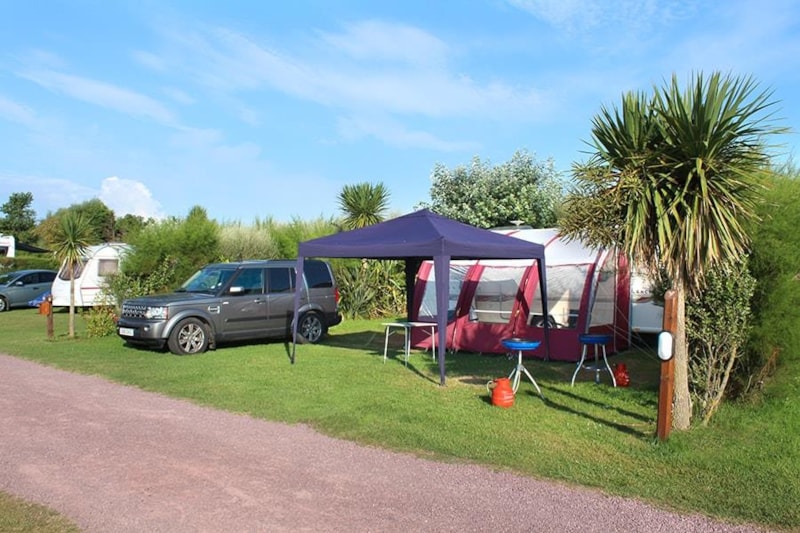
<box><xmin>84</xmin><ymin>306</ymin><xmax>118</xmax><ymax>337</ymax></box>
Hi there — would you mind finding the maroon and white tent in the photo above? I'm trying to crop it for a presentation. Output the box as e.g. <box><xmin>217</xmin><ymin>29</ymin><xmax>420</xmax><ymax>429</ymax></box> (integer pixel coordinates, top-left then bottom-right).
<box><xmin>410</xmin><ymin>228</ymin><xmax>632</xmax><ymax>362</ymax></box>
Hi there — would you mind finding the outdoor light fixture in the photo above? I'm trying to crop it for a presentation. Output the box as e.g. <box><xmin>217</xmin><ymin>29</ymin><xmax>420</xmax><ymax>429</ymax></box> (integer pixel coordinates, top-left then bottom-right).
<box><xmin>657</xmin><ymin>331</ymin><xmax>674</xmax><ymax>361</ymax></box>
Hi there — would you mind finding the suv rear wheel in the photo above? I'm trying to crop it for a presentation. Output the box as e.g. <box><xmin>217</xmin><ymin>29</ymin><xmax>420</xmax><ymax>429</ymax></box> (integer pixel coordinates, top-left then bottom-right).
<box><xmin>299</xmin><ymin>312</ymin><xmax>326</xmax><ymax>344</ymax></box>
<box><xmin>168</xmin><ymin>318</ymin><xmax>210</xmax><ymax>355</ymax></box>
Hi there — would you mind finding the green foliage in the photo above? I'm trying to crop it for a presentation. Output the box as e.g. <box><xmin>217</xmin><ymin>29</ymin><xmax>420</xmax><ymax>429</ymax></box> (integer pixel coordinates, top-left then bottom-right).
<box><xmin>84</xmin><ymin>306</ymin><xmax>119</xmax><ymax>337</ymax></box>
<box><xmin>336</xmin><ymin>259</ymin><xmax>405</xmax><ymax>318</ymax></box>
<box><xmin>107</xmin><ymin>256</ymin><xmax>179</xmax><ymax>300</ymax></box>
<box><xmin>0</xmin><ymin>192</ymin><xmax>37</xmax><ymax>242</ymax></box>
<box><xmin>122</xmin><ymin>206</ymin><xmax>220</xmax><ymax>290</ymax></box>
<box><xmin>336</xmin><ymin>182</ymin><xmax>390</xmax><ymax>230</ymax></box>
<box><xmin>114</xmin><ymin>213</ymin><xmax>150</xmax><ymax>241</ymax></box>
<box><xmin>218</xmin><ymin>223</ymin><xmax>279</xmax><ymax>260</ymax></box>
<box><xmin>259</xmin><ymin>216</ymin><xmax>337</xmax><ymax>258</ymax></box>
<box><xmin>420</xmin><ymin>150</ymin><xmax>562</xmax><ymax>228</ymax></box>
<box><xmin>562</xmin><ymin>72</ymin><xmax>785</xmax><ymax>290</ymax></box>
<box><xmin>36</xmin><ymin>199</ymin><xmax>117</xmax><ymax>247</ymax></box>
<box><xmin>686</xmin><ymin>259</ymin><xmax>755</xmax><ymax>424</ymax></box>
<box><xmin>744</xmin><ymin>166</ymin><xmax>800</xmax><ymax>392</ymax></box>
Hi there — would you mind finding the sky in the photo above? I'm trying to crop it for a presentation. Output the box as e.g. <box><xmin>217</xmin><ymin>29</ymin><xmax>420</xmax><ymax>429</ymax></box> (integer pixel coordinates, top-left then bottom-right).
<box><xmin>1</xmin><ymin>0</ymin><xmax>798</xmax><ymax>224</ymax></box>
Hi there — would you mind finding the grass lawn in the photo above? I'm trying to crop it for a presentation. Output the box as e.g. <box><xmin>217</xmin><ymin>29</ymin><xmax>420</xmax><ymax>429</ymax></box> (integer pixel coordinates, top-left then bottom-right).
<box><xmin>1</xmin><ymin>308</ymin><xmax>798</xmax><ymax>530</ymax></box>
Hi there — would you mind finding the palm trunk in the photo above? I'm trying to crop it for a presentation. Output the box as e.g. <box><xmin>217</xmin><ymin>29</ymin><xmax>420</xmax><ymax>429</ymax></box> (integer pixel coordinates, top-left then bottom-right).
<box><xmin>672</xmin><ymin>284</ymin><xmax>692</xmax><ymax>429</ymax></box>
<box><xmin>69</xmin><ymin>272</ymin><xmax>76</xmax><ymax>338</ymax></box>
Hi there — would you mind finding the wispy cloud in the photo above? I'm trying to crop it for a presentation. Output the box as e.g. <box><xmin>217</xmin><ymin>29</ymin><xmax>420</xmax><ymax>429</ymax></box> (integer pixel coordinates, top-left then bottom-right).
<box><xmin>150</xmin><ymin>20</ymin><xmax>553</xmax><ymax>122</ymax></box>
<box><xmin>0</xmin><ymin>94</ymin><xmax>39</xmax><ymax>128</ymax></box>
<box><xmin>336</xmin><ymin>114</ymin><xmax>480</xmax><ymax>152</ymax></box>
<box><xmin>18</xmin><ymin>69</ymin><xmax>179</xmax><ymax>126</ymax></box>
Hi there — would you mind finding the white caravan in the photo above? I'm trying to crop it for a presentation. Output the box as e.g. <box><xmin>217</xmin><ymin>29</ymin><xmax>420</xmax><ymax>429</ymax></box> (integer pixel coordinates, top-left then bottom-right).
<box><xmin>51</xmin><ymin>243</ymin><xmax>132</xmax><ymax>307</ymax></box>
<box><xmin>0</xmin><ymin>234</ymin><xmax>16</xmax><ymax>257</ymax></box>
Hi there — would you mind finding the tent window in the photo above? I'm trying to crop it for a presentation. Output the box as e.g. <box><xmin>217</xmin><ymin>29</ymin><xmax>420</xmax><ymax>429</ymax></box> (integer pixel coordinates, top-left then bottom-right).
<box><xmin>589</xmin><ymin>255</ymin><xmax>616</xmax><ymax>326</ymax></box>
<box><xmin>418</xmin><ymin>262</ymin><xmax>470</xmax><ymax>321</ymax></box>
<box><xmin>530</xmin><ymin>264</ymin><xmax>586</xmax><ymax>329</ymax></box>
<box><xmin>97</xmin><ymin>259</ymin><xmax>119</xmax><ymax>277</ymax></box>
<box><xmin>471</xmin><ymin>266</ymin><xmax>525</xmax><ymax>324</ymax></box>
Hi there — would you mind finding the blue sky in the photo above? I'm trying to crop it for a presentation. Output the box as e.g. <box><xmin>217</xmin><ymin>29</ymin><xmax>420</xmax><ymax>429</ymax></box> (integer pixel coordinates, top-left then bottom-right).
<box><xmin>1</xmin><ymin>0</ymin><xmax>798</xmax><ymax>223</ymax></box>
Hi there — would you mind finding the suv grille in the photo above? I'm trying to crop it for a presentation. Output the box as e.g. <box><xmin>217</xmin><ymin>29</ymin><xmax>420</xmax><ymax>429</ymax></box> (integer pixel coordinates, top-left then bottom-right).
<box><xmin>121</xmin><ymin>303</ymin><xmax>149</xmax><ymax>318</ymax></box>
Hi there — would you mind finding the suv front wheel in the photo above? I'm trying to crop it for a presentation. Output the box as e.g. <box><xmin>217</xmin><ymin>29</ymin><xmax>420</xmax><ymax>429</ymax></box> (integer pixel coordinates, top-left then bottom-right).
<box><xmin>299</xmin><ymin>312</ymin><xmax>326</xmax><ymax>344</ymax></box>
<box><xmin>168</xmin><ymin>318</ymin><xmax>210</xmax><ymax>355</ymax></box>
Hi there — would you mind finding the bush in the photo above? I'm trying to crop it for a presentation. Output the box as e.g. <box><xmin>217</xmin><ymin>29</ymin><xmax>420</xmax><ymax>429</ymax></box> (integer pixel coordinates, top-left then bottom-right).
<box><xmin>743</xmin><ymin>168</ymin><xmax>800</xmax><ymax>394</ymax></box>
<box><xmin>84</xmin><ymin>306</ymin><xmax>118</xmax><ymax>337</ymax></box>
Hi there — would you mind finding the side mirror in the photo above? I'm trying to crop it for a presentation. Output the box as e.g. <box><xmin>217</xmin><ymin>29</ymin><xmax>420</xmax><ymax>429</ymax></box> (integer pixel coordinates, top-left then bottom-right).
<box><xmin>658</xmin><ymin>331</ymin><xmax>673</xmax><ymax>361</ymax></box>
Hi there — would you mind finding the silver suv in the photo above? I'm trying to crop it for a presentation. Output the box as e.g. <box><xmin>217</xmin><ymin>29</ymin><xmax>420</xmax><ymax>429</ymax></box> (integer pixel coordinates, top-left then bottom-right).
<box><xmin>117</xmin><ymin>259</ymin><xmax>341</xmax><ymax>355</ymax></box>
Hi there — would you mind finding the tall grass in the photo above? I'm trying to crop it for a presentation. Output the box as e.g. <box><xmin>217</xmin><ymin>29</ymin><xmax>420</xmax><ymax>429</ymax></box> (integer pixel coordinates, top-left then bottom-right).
<box><xmin>1</xmin><ymin>308</ymin><xmax>797</xmax><ymax>529</ymax></box>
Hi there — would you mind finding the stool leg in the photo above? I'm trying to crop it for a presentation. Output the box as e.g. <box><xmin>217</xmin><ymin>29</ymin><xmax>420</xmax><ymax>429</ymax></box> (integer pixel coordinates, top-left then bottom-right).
<box><xmin>383</xmin><ymin>327</ymin><xmax>390</xmax><ymax>363</ymax></box>
<box><xmin>602</xmin><ymin>345</ymin><xmax>616</xmax><ymax>387</ymax></box>
<box><xmin>571</xmin><ymin>344</ymin><xmax>587</xmax><ymax>386</ymax></box>
<box><xmin>594</xmin><ymin>344</ymin><xmax>601</xmax><ymax>384</ymax></box>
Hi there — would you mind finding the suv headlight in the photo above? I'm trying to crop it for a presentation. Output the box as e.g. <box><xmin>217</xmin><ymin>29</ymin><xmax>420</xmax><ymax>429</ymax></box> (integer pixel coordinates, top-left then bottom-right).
<box><xmin>144</xmin><ymin>306</ymin><xmax>169</xmax><ymax>320</ymax></box>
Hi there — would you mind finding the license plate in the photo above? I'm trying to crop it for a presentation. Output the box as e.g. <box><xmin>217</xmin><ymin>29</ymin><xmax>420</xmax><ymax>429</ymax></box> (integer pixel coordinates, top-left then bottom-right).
<box><xmin>118</xmin><ymin>327</ymin><xmax>135</xmax><ymax>337</ymax></box>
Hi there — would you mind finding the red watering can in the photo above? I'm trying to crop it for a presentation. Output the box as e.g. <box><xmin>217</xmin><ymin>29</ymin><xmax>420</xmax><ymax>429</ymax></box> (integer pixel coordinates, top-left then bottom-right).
<box><xmin>487</xmin><ymin>377</ymin><xmax>515</xmax><ymax>408</ymax></box>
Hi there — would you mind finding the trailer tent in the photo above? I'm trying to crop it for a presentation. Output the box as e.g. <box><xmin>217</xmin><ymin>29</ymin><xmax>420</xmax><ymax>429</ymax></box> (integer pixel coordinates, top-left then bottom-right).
<box><xmin>410</xmin><ymin>228</ymin><xmax>631</xmax><ymax>362</ymax></box>
<box><xmin>292</xmin><ymin>209</ymin><xmax>549</xmax><ymax>385</ymax></box>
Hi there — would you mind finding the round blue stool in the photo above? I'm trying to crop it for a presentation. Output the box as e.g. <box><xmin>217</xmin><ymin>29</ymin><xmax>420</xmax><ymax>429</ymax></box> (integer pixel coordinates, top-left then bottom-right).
<box><xmin>501</xmin><ymin>338</ymin><xmax>544</xmax><ymax>398</ymax></box>
<box><xmin>571</xmin><ymin>334</ymin><xmax>617</xmax><ymax>386</ymax></box>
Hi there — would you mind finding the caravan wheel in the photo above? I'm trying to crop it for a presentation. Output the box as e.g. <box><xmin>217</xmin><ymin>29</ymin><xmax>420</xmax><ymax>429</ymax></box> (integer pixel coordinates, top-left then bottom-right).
<box><xmin>167</xmin><ymin>318</ymin><xmax>210</xmax><ymax>355</ymax></box>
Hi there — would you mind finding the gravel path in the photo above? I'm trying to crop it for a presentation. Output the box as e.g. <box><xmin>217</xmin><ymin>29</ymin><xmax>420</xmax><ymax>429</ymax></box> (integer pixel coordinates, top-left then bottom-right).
<box><xmin>0</xmin><ymin>354</ymin><xmax>769</xmax><ymax>533</ymax></box>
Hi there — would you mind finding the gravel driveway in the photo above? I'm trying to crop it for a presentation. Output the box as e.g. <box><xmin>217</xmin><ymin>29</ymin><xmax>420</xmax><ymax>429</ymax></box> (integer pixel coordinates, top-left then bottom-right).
<box><xmin>0</xmin><ymin>354</ymin><xmax>769</xmax><ymax>532</ymax></box>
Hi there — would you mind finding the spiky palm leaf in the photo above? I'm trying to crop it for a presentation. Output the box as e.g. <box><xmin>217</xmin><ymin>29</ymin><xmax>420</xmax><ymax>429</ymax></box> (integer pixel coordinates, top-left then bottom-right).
<box><xmin>337</xmin><ymin>182</ymin><xmax>389</xmax><ymax>230</ymax></box>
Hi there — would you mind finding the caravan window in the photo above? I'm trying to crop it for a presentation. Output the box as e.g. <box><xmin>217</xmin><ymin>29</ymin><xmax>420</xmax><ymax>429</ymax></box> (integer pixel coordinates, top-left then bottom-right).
<box><xmin>97</xmin><ymin>259</ymin><xmax>119</xmax><ymax>277</ymax></box>
<box><xmin>58</xmin><ymin>259</ymin><xmax>87</xmax><ymax>280</ymax></box>
<box><xmin>418</xmin><ymin>262</ymin><xmax>471</xmax><ymax>321</ymax></box>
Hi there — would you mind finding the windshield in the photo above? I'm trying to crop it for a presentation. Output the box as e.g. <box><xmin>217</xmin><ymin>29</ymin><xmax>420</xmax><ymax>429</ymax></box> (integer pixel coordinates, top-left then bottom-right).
<box><xmin>0</xmin><ymin>272</ymin><xmax>18</xmax><ymax>285</ymax></box>
<box><xmin>178</xmin><ymin>267</ymin><xmax>236</xmax><ymax>293</ymax></box>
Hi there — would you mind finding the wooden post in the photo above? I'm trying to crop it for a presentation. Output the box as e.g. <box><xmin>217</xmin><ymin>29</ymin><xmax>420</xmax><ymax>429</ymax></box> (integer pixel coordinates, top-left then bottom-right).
<box><xmin>656</xmin><ymin>290</ymin><xmax>677</xmax><ymax>441</ymax></box>
<box><xmin>46</xmin><ymin>295</ymin><xmax>54</xmax><ymax>339</ymax></box>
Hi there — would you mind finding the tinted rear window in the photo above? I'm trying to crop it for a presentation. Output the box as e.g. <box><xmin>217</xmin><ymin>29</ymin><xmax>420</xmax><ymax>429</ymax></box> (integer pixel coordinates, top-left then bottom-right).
<box><xmin>304</xmin><ymin>261</ymin><xmax>333</xmax><ymax>288</ymax></box>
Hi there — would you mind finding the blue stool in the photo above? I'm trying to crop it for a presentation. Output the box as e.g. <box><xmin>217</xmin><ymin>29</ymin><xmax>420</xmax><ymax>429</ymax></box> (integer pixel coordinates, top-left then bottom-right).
<box><xmin>501</xmin><ymin>338</ymin><xmax>544</xmax><ymax>399</ymax></box>
<box><xmin>571</xmin><ymin>334</ymin><xmax>617</xmax><ymax>387</ymax></box>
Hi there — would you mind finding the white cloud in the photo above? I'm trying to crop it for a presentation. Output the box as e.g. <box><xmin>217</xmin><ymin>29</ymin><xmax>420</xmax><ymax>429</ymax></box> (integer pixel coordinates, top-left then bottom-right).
<box><xmin>99</xmin><ymin>176</ymin><xmax>165</xmax><ymax>219</ymax></box>
<box><xmin>18</xmin><ymin>69</ymin><xmax>179</xmax><ymax>126</ymax></box>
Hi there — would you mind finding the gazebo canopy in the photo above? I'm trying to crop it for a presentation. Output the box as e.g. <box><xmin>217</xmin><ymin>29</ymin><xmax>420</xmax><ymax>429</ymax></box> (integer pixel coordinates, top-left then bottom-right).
<box><xmin>292</xmin><ymin>209</ymin><xmax>549</xmax><ymax>385</ymax></box>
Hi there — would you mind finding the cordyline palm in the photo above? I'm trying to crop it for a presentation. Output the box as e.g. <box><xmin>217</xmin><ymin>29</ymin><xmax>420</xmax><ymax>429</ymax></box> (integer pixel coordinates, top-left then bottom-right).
<box><xmin>561</xmin><ymin>72</ymin><xmax>785</xmax><ymax>429</ymax></box>
<box><xmin>53</xmin><ymin>212</ymin><xmax>93</xmax><ymax>338</ymax></box>
<box><xmin>337</xmin><ymin>182</ymin><xmax>389</xmax><ymax>230</ymax></box>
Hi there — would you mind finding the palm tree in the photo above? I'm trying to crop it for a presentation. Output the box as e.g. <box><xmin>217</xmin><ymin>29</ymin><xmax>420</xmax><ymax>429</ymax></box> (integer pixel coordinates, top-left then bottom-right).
<box><xmin>560</xmin><ymin>72</ymin><xmax>786</xmax><ymax>429</ymax></box>
<box><xmin>337</xmin><ymin>182</ymin><xmax>390</xmax><ymax>230</ymax></box>
<box><xmin>53</xmin><ymin>212</ymin><xmax>93</xmax><ymax>338</ymax></box>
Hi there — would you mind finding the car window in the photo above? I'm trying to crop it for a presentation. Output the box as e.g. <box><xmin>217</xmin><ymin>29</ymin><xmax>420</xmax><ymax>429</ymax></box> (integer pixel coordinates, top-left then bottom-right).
<box><xmin>267</xmin><ymin>267</ymin><xmax>293</xmax><ymax>294</ymax></box>
<box><xmin>20</xmin><ymin>273</ymin><xmax>37</xmax><ymax>284</ymax></box>
<box><xmin>232</xmin><ymin>268</ymin><xmax>264</xmax><ymax>295</ymax></box>
<box><xmin>304</xmin><ymin>261</ymin><xmax>334</xmax><ymax>288</ymax></box>
<box><xmin>41</xmin><ymin>271</ymin><xmax>56</xmax><ymax>283</ymax></box>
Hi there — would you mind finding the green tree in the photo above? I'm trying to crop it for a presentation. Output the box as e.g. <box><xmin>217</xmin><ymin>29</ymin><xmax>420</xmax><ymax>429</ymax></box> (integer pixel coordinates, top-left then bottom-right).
<box><xmin>114</xmin><ymin>214</ymin><xmax>149</xmax><ymax>241</ymax></box>
<box><xmin>37</xmin><ymin>200</ymin><xmax>116</xmax><ymax>247</ymax></box>
<box><xmin>420</xmin><ymin>150</ymin><xmax>562</xmax><ymax>229</ymax></box>
<box><xmin>52</xmin><ymin>212</ymin><xmax>93</xmax><ymax>338</ymax></box>
<box><xmin>560</xmin><ymin>72</ymin><xmax>786</xmax><ymax>429</ymax></box>
<box><xmin>337</xmin><ymin>182</ymin><xmax>390</xmax><ymax>230</ymax></box>
<box><xmin>0</xmin><ymin>192</ymin><xmax>37</xmax><ymax>242</ymax></box>
<box><xmin>122</xmin><ymin>206</ymin><xmax>220</xmax><ymax>292</ymax></box>
<box><xmin>744</xmin><ymin>165</ymin><xmax>800</xmax><ymax>392</ymax></box>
